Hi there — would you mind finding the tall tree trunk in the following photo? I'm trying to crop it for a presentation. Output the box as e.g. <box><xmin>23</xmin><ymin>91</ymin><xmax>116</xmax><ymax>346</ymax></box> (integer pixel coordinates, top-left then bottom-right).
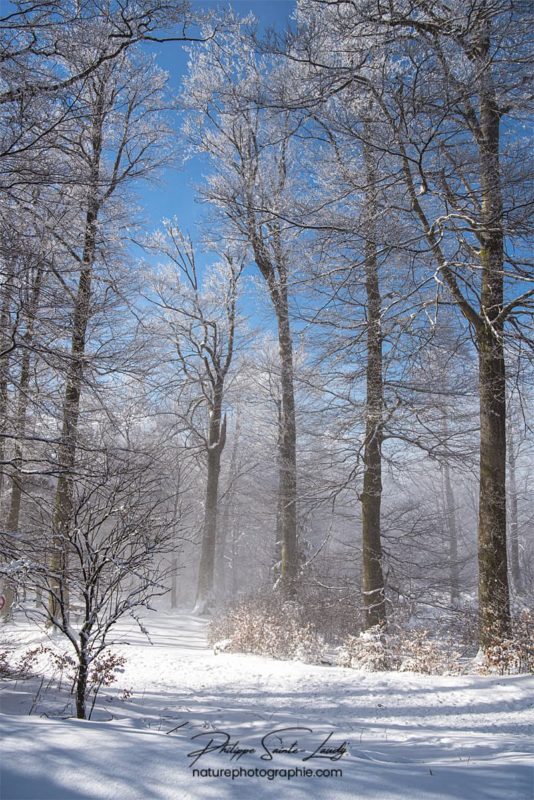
<box><xmin>275</xmin><ymin>277</ymin><xmax>299</xmax><ymax>597</ymax></box>
<box><xmin>507</xmin><ymin>425</ymin><xmax>521</xmax><ymax>592</ymax></box>
<box><xmin>394</xmin><ymin>11</ymin><xmax>511</xmax><ymax>651</ymax></box>
<box><xmin>0</xmin><ymin>268</ymin><xmax>16</xmax><ymax>620</ymax></box>
<box><xmin>49</xmin><ymin>263</ymin><xmax>94</xmax><ymax>621</ymax></box>
<box><xmin>216</xmin><ymin>495</ymin><xmax>231</xmax><ymax>601</ymax></box>
<box><xmin>443</xmin><ymin>461</ymin><xmax>460</xmax><ymax>607</ymax></box>
<box><xmin>477</xmin><ymin>327</ymin><xmax>509</xmax><ymax>645</ymax></box>
<box><xmin>476</xmin><ymin>23</ymin><xmax>510</xmax><ymax>648</ymax></box>
<box><xmin>7</xmin><ymin>266</ymin><xmax>43</xmax><ymax>532</ymax></box>
<box><xmin>231</xmin><ymin>515</ymin><xmax>239</xmax><ymax>597</ymax></box>
<box><xmin>216</xmin><ymin>412</ymin><xmax>240</xmax><ymax>600</ymax></box>
<box><xmin>195</xmin><ymin>388</ymin><xmax>226</xmax><ymax>612</ymax></box>
<box><xmin>170</xmin><ymin>557</ymin><xmax>178</xmax><ymax>609</ymax></box>
<box><xmin>0</xmin><ymin>266</ymin><xmax>14</xmax><ymax>501</ymax></box>
<box><xmin>49</xmin><ymin>102</ymin><xmax>103</xmax><ymax>621</ymax></box>
<box><xmin>170</xmin><ymin>463</ymin><xmax>183</xmax><ymax>609</ymax></box>
<box><xmin>360</xmin><ymin>145</ymin><xmax>386</xmax><ymax>630</ymax></box>
<box><xmin>273</xmin><ymin>396</ymin><xmax>283</xmax><ymax>579</ymax></box>
<box><xmin>247</xmin><ymin>210</ymin><xmax>299</xmax><ymax>596</ymax></box>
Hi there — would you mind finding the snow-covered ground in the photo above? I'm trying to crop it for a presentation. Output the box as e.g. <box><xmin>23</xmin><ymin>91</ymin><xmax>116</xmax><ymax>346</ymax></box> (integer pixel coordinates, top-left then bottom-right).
<box><xmin>1</xmin><ymin>611</ymin><xmax>533</xmax><ymax>799</ymax></box>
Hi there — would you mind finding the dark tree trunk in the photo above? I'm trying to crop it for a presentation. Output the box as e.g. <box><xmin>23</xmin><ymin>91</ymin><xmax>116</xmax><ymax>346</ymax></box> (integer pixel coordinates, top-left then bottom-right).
<box><xmin>393</xmin><ymin>11</ymin><xmax>511</xmax><ymax>651</ymax></box>
<box><xmin>475</xmin><ymin>25</ymin><xmax>510</xmax><ymax>647</ymax></box>
<box><xmin>275</xmin><ymin>280</ymin><xmax>299</xmax><ymax>597</ymax></box>
<box><xmin>170</xmin><ymin>557</ymin><xmax>178</xmax><ymax>609</ymax></box>
<box><xmin>273</xmin><ymin>396</ymin><xmax>283</xmax><ymax>579</ymax></box>
<box><xmin>507</xmin><ymin>426</ymin><xmax>521</xmax><ymax>592</ymax></box>
<box><xmin>0</xmin><ymin>266</ymin><xmax>16</xmax><ymax>618</ymax></box>
<box><xmin>76</xmin><ymin>650</ymin><xmax>89</xmax><ymax>719</ymax></box>
<box><xmin>360</xmin><ymin>145</ymin><xmax>386</xmax><ymax>630</ymax></box>
<box><xmin>48</xmin><ymin>82</ymin><xmax>105</xmax><ymax>623</ymax></box>
<box><xmin>0</xmin><ymin>267</ymin><xmax>14</xmax><ymax>500</ymax></box>
<box><xmin>216</xmin><ymin>413</ymin><xmax>240</xmax><ymax>600</ymax></box>
<box><xmin>7</xmin><ymin>266</ymin><xmax>43</xmax><ymax>533</ymax></box>
<box><xmin>477</xmin><ymin>328</ymin><xmax>509</xmax><ymax>645</ymax></box>
<box><xmin>195</xmin><ymin>388</ymin><xmax>226</xmax><ymax>611</ymax></box>
<box><xmin>443</xmin><ymin>461</ymin><xmax>460</xmax><ymax>607</ymax></box>
<box><xmin>247</xmin><ymin>208</ymin><xmax>299</xmax><ymax>597</ymax></box>
<box><xmin>231</xmin><ymin>519</ymin><xmax>239</xmax><ymax>597</ymax></box>
<box><xmin>49</xmin><ymin>260</ymin><xmax>94</xmax><ymax>621</ymax></box>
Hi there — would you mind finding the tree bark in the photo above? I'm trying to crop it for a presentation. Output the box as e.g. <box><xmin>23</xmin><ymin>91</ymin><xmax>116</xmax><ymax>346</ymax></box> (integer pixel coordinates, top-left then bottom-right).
<box><xmin>0</xmin><ymin>266</ymin><xmax>14</xmax><ymax>500</ymax></box>
<box><xmin>395</xmin><ymin>15</ymin><xmax>512</xmax><ymax>649</ymax></box>
<box><xmin>195</xmin><ymin>387</ymin><xmax>226</xmax><ymax>611</ymax></box>
<box><xmin>76</xmin><ymin>648</ymin><xmax>89</xmax><ymax>720</ymax></box>
<box><xmin>475</xmin><ymin>21</ymin><xmax>510</xmax><ymax>647</ymax></box>
<box><xmin>247</xmin><ymin>195</ymin><xmax>299</xmax><ymax>597</ymax></box>
<box><xmin>216</xmin><ymin>412</ymin><xmax>240</xmax><ymax>600</ymax></box>
<box><xmin>360</xmin><ymin>144</ymin><xmax>386</xmax><ymax>630</ymax></box>
<box><xmin>443</xmin><ymin>461</ymin><xmax>460</xmax><ymax>607</ymax></box>
<box><xmin>0</xmin><ymin>267</ymin><xmax>16</xmax><ymax>619</ymax></box>
<box><xmin>507</xmin><ymin>425</ymin><xmax>521</xmax><ymax>592</ymax></box>
<box><xmin>275</xmin><ymin>278</ymin><xmax>299</xmax><ymax>597</ymax></box>
<box><xmin>273</xmin><ymin>396</ymin><xmax>283</xmax><ymax>579</ymax></box>
<box><xmin>7</xmin><ymin>266</ymin><xmax>43</xmax><ymax>532</ymax></box>
<box><xmin>48</xmin><ymin>91</ymin><xmax>103</xmax><ymax>621</ymax></box>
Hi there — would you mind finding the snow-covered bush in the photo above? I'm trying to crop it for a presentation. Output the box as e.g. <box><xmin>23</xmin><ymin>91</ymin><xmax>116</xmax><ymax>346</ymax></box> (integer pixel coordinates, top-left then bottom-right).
<box><xmin>396</xmin><ymin>629</ymin><xmax>461</xmax><ymax>674</ymax></box>
<box><xmin>209</xmin><ymin>594</ymin><xmax>326</xmax><ymax>663</ymax></box>
<box><xmin>337</xmin><ymin>626</ymin><xmax>461</xmax><ymax>674</ymax></box>
<box><xmin>295</xmin><ymin>582</ymin><xmax>364</xmax><ymax>644</ymax></box>
<box><xmin>337</xmin><ymin>626</ymin><xmax>393</xmax><ymax>671</ymax></box>
<box><xmin>482</xmin><ymin>610</ymin><xmax>534</xmax><ymax>675</ymax></box>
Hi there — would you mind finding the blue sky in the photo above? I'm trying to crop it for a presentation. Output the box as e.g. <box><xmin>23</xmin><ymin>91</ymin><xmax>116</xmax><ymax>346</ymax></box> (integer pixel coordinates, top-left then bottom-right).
<box><xmin>138</xmin><ymin>1</ymin><xmax>295</xmax><ymax>238</ymax></box>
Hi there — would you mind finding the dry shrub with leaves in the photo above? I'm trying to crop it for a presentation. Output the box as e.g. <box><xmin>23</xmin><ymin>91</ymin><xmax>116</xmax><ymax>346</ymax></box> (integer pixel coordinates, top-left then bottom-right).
<box><xmin>209</xmin><ymin>594</ymin><xmax>326</xmax><ymax>664</ymax></box>
<box><xmin>481</xmin><ymin>610</ymin><xmax>534</xmax><ymax>675</ymax></box>
<box><xmin>337</xmin><ymin>626</ymin><xmax>462</xmax><ymax>674</ymax></box>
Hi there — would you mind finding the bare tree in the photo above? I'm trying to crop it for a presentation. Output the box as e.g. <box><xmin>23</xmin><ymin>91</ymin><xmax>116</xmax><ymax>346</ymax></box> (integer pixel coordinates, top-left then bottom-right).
<box><xmin>147</xmin><ymin>222</ymin><xmax>243</xmax><ymax>612</ymax></box>
<box><xmin>289</xmin><ymin>0</ymin><xmax>534</xmax><ymax>647</ymax></box>
<box><xmin>2</xmin><ymin>449</ymin><xmax>179</xmax><ymax>719</ymax></box>
<box><xmin>44</xmin><ymin>49</ymin><xmax>173</xmax><ymax>620</ymax></box>
<box><xmin>183</xmin><ymin>25</ymin><xmax>303</xmax><ymax>595</ymax></box>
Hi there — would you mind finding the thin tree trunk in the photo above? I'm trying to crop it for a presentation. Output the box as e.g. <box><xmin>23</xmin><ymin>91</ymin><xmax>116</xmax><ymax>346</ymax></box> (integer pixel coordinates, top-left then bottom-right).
<box><xmin>7</xmin><ymin>266</ymin><xmax>43</xmax><ymax>532</ymax></box>
<box><xmin>195</xmin><ymin>388</ymin><xmax>226</xmax><ymax>611</ymax></box>
<box><xmin>217</xmin><ymin>496</ymin><xmax>230</xmax><ymax>601</ymax></box>
<box><xmin>49</xmin><ymin>94</ymin><xmax>103</xmax><ymax>621</ymax></box>
<box><xmin>391</xmin><ymin>12</ymin><xmax>511</xmax><ymax>650</ymax></box>
<box><xmin>231</xmin><ymin>515</ymin><xmax>239</xmax><ymax>597</ymax></box>
<box><xmin>360</xmin><ymin>144</ymin><xmax>386</xmax><ymax>630</ymax></box>
<box><xmin>0</xmin><ymin>268</ymin><xmax>16</xmax><ymax>619</ymax></box>
<box><xmin>273</xmin><ymin>396</ymin><xmax>283</xmax><ymax>579</ymax></box>
<box><xmin>76</xmin><ymin>648</ymin><xmax>89</xmax><ymax>719</ymax></box>
<box><xmin>443</xmin><ymin>461</ymin><xmax>460</xmax><ymax>607</ymax></box>
<box><xmin>170</xmin><ymin>557</ymin><xmax>178</xmax><ymax>609</ymax></box>
<box><xmin>507</xmin><ymin>425</ymin><xmax>521</xmax><ymax>592</ymax></box>
<box><xmin>0</xmin><ymin>267</ymin><xmax>14</xmax><ymax>500</ymax></box>
<box><xmin>216</xmin><ymin>412</ymin><xmax>240</xmax><ymax>600</ymax></box>
<box><xmin>247</xmin><ymin>204</ymin><xmax>299</xmax><ymax>597</ymax></box>
<box><xmin>275</xmin><ymin>279</ymin><xmax>299</xmax><ymax>597</ymax></box>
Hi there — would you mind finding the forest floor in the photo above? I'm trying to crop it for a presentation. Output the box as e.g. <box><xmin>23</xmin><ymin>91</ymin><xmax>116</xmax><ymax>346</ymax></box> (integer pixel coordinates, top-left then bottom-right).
<box><xmin>0</xmin><ymin>610</ymin><xmax>533</xmax><ymax>800</ymax></box>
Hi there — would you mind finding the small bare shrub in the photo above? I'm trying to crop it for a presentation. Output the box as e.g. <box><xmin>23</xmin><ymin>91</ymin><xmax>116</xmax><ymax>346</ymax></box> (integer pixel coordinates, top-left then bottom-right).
<box><xmin>337</xmin><ymin>626</ymin><xmax>461</xmax><ymax>674</ymax></box>
<box><xmin>396</xmin><ymin>629</ymin><xmax>461</xmax><ymax>674</ymax></box>
<box><xmin>209</xmin><ymin>594</ymin><xmax>326</xmax><ymax>664</ymax></box>
<box><xmin>337</xmin><ymin>627</ymin><xmax>393</xmax><ymax>671</ymax></box>
<box><xmin>482</xmin><ymin>610</ymin><xmax>534</xmax><ymax>675</ymax></box>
